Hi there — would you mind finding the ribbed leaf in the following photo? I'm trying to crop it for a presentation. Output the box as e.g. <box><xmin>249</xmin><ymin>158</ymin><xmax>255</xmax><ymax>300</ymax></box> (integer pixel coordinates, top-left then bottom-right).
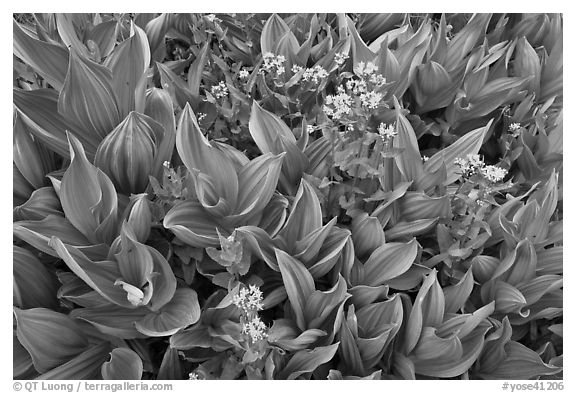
<box><xmin>13</xmin><ymin>246</ymin><xmax>59</xmax><ymax>310</ymax></box>
<box><xmin>424</xmin><ymin>120</ymin><xmax>490</xmax><ymax>185</ymax></box>
<box><xmin>70</xmin><ymin>304</ymin><xmax>147</xmax><ymax>339</ymax></box>
<box><xmin>163</xmin><ymin>200</ymin><xmax>220</xmax><ymax>248</ymax></box>
<box><xmin>363</xmin><ymin>239</ymin><xmax>418</xmax><ymax>286</ymax></box>
<box><xmin>135</xmin><ymin>288</ymin><xmax>201</xmax><ymax>337</ymax></box>
<box><xmin>60</xmin><ymin>133</ymin><xmax>118</xmax><ymax>244</ymax></box>
<box><xmin>104</xmin><ymin>22</ymin><xmax>150</xmax><ymax>117</ymax></box>
<box><xmin>49</xmin><ymin>237</ymin><xmax>133</xmax><ymax>308</ymax></box>
<box><xmin>36</xmin><ymin>342</ymin><xmax>112</xmax><ymax>380</ymax></box>
<box><xmin>304</xmin><ymin>275</ymin><xmax>348</xmax><ymax>330</ymax></box>
<box><xmin>55</xmin><ymin>14</ymin><xmax>90</xmax><ymax>58</ymax></box>
<box><xmin>278</xmin><ymin>179</ymin><xmax>323</xmax><ymax>245</ymax></box>
<box><xmin>393</xmin><ymin>97</ymin><xmax>424</xmax><ymax>182</ymax></box>
<box><xmin>58</xmin><ymin>49</ymin><xmax>121</xmax><ymax>139</ymax></box>
<box><xmin>13</xmin><ymin>19</ymin><xmax>69</xmax><ymax>91</ymax></box>
<box><xmin>276</xmin><ymin>249</ymin><xmax>315</xmax><ymax>331</ymax></box>
<box><xmin>276</xmin><ymin>343</ymin><xmax>339</xmax><ymax>380</ymax></box>
<box><xmin>14</xmin><ymin>307</ymin><xmax>89</xmax><ymax>373</ymax></box>
<box><xmin>101</xmin><ymin>348</ymin><xmax>143</xmax><ymax>380</ymax></box>
<box><xmin>444</xmin><ymin>268</ymin><xmax>474</xmax><ymax>313</ymax></box>
<box><xmin>261</xmin><ymin>14</ymin><xmax>291</xmax><ymax>54</ymax></box>
<box><xmin>234</xmin><ymin>153</ymin><xmax>284</xmax><ymax>219</ymax></box>
<box><xmin>14</xmin><ymin>187</ymin><xmax>62</xmax><ymax>221</ymax></box>
<box><xmin>177</xmin><ymin>103</ymin><xmax>238</xmax><ymax>206</ymax></box>
<box><xmin>13</xmin><ymin>88</ymin><xmax>99</xmax><ymax>159</ymax></box>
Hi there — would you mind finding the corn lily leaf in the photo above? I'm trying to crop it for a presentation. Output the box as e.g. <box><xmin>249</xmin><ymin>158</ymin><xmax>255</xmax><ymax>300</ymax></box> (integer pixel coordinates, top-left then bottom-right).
<box><xmin>249</xmin><ymin>101</ymin><xmax>308</xmax><ymax>193</ymax></box>
<box><xmin>13</xmin><ymin>112</ymin><xmax>49</xmax><ymax>189</ymax></box>
<box><xmin>345</xmin><ymin>15</ymin><xmax>376</xmax><ymax>65</ymax></box>
<box><xmin>103</xmin><ymin>22</ymin><xmax>150</xmax><ymax>117</ymax></box>
<box><xmin>399</xmin><ymin>192</ymin><xmax>450</xmax><ymax>221</ymax></box>
<box><xmin>444</xmin><ymin>14</ymin><xmax>491</xmax><ymax>72</ymax></box>
<box><xmin>339</xmin><ymin>308</ymin><xmax>365</xmax><ymax>376</ymax></box>
<box><xmin>230</xmin><ymin>152</ymin><xmax>284</xmax><ymax>222</ymax></box>
<box><xmin>156</xmin><ymin>62</ymin><xmax>199</xmax><ymax>108</ymax></box>
<box><xmin>307</xmin><ymin>225</ymin><xmax>350</xmax><ymax>278</ymax></box>
<box><xmin>13</xmin><ymin>88</ymin><xmax>99</xmax><ymax>160</ymax></box>
<box><xmin>304</xmin><ymin>275</ymin><xmax>348</xmax><ymax>330</ymax></box>
<box><xmin>13</xmin><ymin>246</ymin><xmax>59</xmax><ymax>310</ymax></box>
<box><xmin>86</xmin><ymin>19</ymin><xmax>118</xmax><ymax>59</ymax></box>
<box><xmin>50</xmin><ymin>236</ymin><xmax>135</xmax><ymax>308</ymax></box>
<box><xmin>393</xmin><ymin>97</ymin><xmax>424</xmax><ymax>183</ymax></box>
<box><xmin>35</xmin><ymin>342</ymin><xmax>112</xmax><ymax>380</ymax></box>
<box><xmin>403</xmin><ymin>269</ymin><xmax>441</xmax><ymax>354</ymax></box>
<box><xmin>236</xmin><ymin>225</ymin><xmax>278</xmax><ymax>270</ymax></box>
<box><xmin>13</xmin><ymin>215</ymin><xmax>109</xmax><ymax>260</ymax></box>
<box><xmin>101</xmin><ymin>348</ymin><xmax>143</xmax><ymax>380</ymax></box>
<box><xmin>276</xmin><ymin>249</ymin><xmax>315</xmax><ymax>331</ymax></box>
<box><xmin>163</xmin><ymin>200</ymin><xmax>221</xmax><ymax>248</ymax></box>
<box><xmin>384</xmin><ymin>218</ymin><xmax>439</xmax><ymax>241</ymax></box>
<box><xmin>443</xmin><ymin>268</ymin><xmax>474</xmax><ymax>313</ymax></box>
<box><xmin>277</xmin><ymin>179</ymin><xmax>322</xmax><ymax>246</ymax></box>
<box><xmin>60</xmin><ymin>133</ymin><xmax>118</xmax><ymax>244</ymax></box>
<box><xmin>58</xmin><ymin>49</ymin><xmax>122</xmax><ymax>140</ymax></box>
<box><xmin>351</xmin><ymin>212</ymin><xmax>385</xmax><ymax>259</ymax></box>
<box><xmin>260</xmin><ymin>14</ymin><xmax>290</xmax><ymax>55</ymax></box>
<box><xmin>276</xmin><ymin>342</ymin><xmax>339</xmax><ymax>380</ymax></box>
<box><xmin>478</xmin><ymin>341</ymin><xmax>561</xmax><ymax>379</ymax></box>
<box><xmin>70</xmin><ymin>304</ymin><xmax>147</xmax><ymax>339</ymax></box>
<box><xmin>95</xmin><ymin>111</ymin><xmax>164</xmax><ymax>194</ymax></box>
<box><xmin>13</xmin><ymin>19</ymin><xmax>69</xmax><ymax>91</ymax></box>
<box><xmin>145</xmin><ymin>13</ymin><xmax>171</xmax><ymax>62</ymax></box>
<box><xmin>514</xmin><ymin>36</ymin><xmax>541</xmax><ymax>97</ymax></box>
<box><xmin>348</xmin><ymin>285</ymin><xmax>389</xmax><ymax>309</ymax></box>
<box><xmin>177</xmin><ymin>103</ymin><xmax>238</xmax><ymax>206</ymax></box>
<box><xmin>123</xmin><ymin>193</ymin><xmax>152</xmax><ymax>243</ymax></box>
<box><xmin>14</xmin><ymin>187</ymin><xmax>62</xmax><ymax>221</ymax></box>
<box><xmin>363</xmin><ymin>238</ymin><xmax>418</xmax><ymax>286</ymax></box>
<box><xmin>135</xmin><ymin>288</ymin><xmax>201</xmax><ymax>337</ymax></box>
<box><xmin>157</xmin><ymin>348</ymin><xmax>182</xmax><ymax>380</ymax></box>
<box><xmin>517</xmin><ymin>275</ymin><xmax>563</xmax><ymax>307</ymax></box>
<box><xmin>13</xmin><ymin>307</ymin><xmax>89</xmax><ymax>373</ymax></box>
<box><xmin>267</xmin><ymin>319</ymin><xmax>327</xmax><ymax>351</ymax></box>
<box><xmin>13</xmin><ymin>332</ymin><xmax>35</xmax><ymax>379</ymax></box>
<box><xmin>536</xmin><ymin>247</ymin><xmax>563</xmax><ymax>275</ymax></box>
<box><xmin>411</xmin><ymin>325</ymin><xmax>489</xmax><ymax>378</ymax></box>
<box><xmin>55</xmin><ymin>13</ymin><xmax>91</xmax><ymax>59</ymax></box>
<box><xmin>423</xmin><ymin>119</ymin><xmax>490</xmax><ymax>185</ymax></box>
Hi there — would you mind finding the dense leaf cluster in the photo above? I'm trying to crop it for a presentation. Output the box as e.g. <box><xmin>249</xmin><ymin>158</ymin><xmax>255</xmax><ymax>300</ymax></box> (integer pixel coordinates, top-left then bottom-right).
<box><xmin>13</xmin><ymin>13</ymin><xmax>562</xmax><ymax>380</ymax></box>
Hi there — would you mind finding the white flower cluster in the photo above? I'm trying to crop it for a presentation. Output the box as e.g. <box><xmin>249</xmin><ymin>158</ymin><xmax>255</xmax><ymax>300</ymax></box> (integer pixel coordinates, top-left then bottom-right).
<box><xmin>189</xmin><ymin>372</ymin><xmax>201</xmax><ymax>380</ymax></box>
<box><xmin>508</xmin><ymin>122</ymin><xmax>522</xmax><ymax>138</ymax></box>
<box><xmin>360</xmin><ymin>91</ymin><xmax>384</xmax><ymax>110</ymax></box>
<box><xmin>232</xmin><ymin>284</ymin><xmax>264</xmax><ymax>314</ymax></box>
<box><xmin>307</xmin><ymin>125</ymin><xmax>315</xmax><ymax>134</ymax></box>
<box><xmin>378</xmin><ymin>123</ymin><xmax>397</xmax><ymax>141</ymax></box>
<box><xmin>334</xmin><ymin>52</ymin><xmax>349</xmax><ymax>66</ymax></box>
<box><xmin>238</xmin><ymin>69</ymin><xmax>250</xmax><ymax>79</ymax></box>
<box><xmin>302</xmin><ymin>65</ymin><xmax>329</xmax><ymax>84</ymax></box>
<box><xmin>261</xmin><ymin>52</ymin><xmax>286</xmax><ymax>77</ymax></box>
<box><xmin>324</xmin><ymin>87</ymin><xmax>353</xmax><ymax>120</ymax></box>
<box><xmin>210</xmin><ymin>81</ymin><xmax>228</xmax><ymax>99</ymax></box>
<box><xmin>480</xmin><ymin>165</ymin><xmax>508</xmax><ymax>183</ymax></box>
<box><xmin>454</xmin><ymin>154</ymin><xmax>508</xmax><ymax>183</ymax></box>
<box><xmin>354</xmin><ymin>61</ymin><xmax>386</xmax><ymax>85</ymax></box>
<box><xmin>242</xmin><ymin>316</ymin><xmax>268</xmax><ymax>343</ymax></box>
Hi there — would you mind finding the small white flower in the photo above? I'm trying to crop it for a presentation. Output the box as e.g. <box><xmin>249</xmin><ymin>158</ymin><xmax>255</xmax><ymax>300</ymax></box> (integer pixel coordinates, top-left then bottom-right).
<box><xmin>378</xmin><ymin>123</ymin><xmax>397</xmax><ymax>141</ymax></box>
<box><xmin>210</xmin><ymin>81</ymin><xmax>228</xmax><ymax>99</ymax></box>
<box><xmin>360</xmin><ymin>91</ymin><xmax>383</xmax><ymax>110</ymax></box>
<box><xmin>292</xmin><ymin>64</ymin><xmax>304</xmax><ymax>73</ymax></box>
<box><xmin>481</xmin><ymin>165</ymin><xmax>508</xmax><ymax>183</ymax></box>
<box><xmin>276</xmin><ymin>66</ymin><xmax>285</xmax><ymax>75</ymax></box>
<box><xmin>334</xmin><ymin>52</ymin><xmax>349</xmax><ymax>66</ymax></box>
<box><xmin>205</xmin><ymin>14</ymin><xmax>218</xmax><ymax>23</ymax></box>
<box><xmin>242</xmin><ymin>316</ymin><xmax>268</xmax><ymax>342</ymax></box>
<box><xmin>307</xmin><ymin>125</ymin><xmax>315</xmax><ymax>134</ymax></box>
<box><xmin>239</xmin><ymin>69</ymin><xmax>250</xmax><ymax>79</ymax></box>
<box><xmin>422</xmin><ymin>155</ymin><xmax>430</xmax><ymax>162</ymax></box>
<box><xmin>189</xmin><ymin>372</ymin><xmax>201</xmax><ymax>380</ymax></box>
<box><xmin>163</xmin><ymin>161</ymin><xmax>170</xmax><ymax>168</ymax></box>
<box><xmin>509</xmin><ymin>123</ymin><xmax>521</xmax><ymax>131</ymax></box>
<box><xmin>232</xmin><ymin>284</ymin><xmax>264</xmax><ymax>314</ymax></box>
<box><xmin>197</xmin><ymin>112</ymin><xmax>207</xmax><ymax>122</ymax></box>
